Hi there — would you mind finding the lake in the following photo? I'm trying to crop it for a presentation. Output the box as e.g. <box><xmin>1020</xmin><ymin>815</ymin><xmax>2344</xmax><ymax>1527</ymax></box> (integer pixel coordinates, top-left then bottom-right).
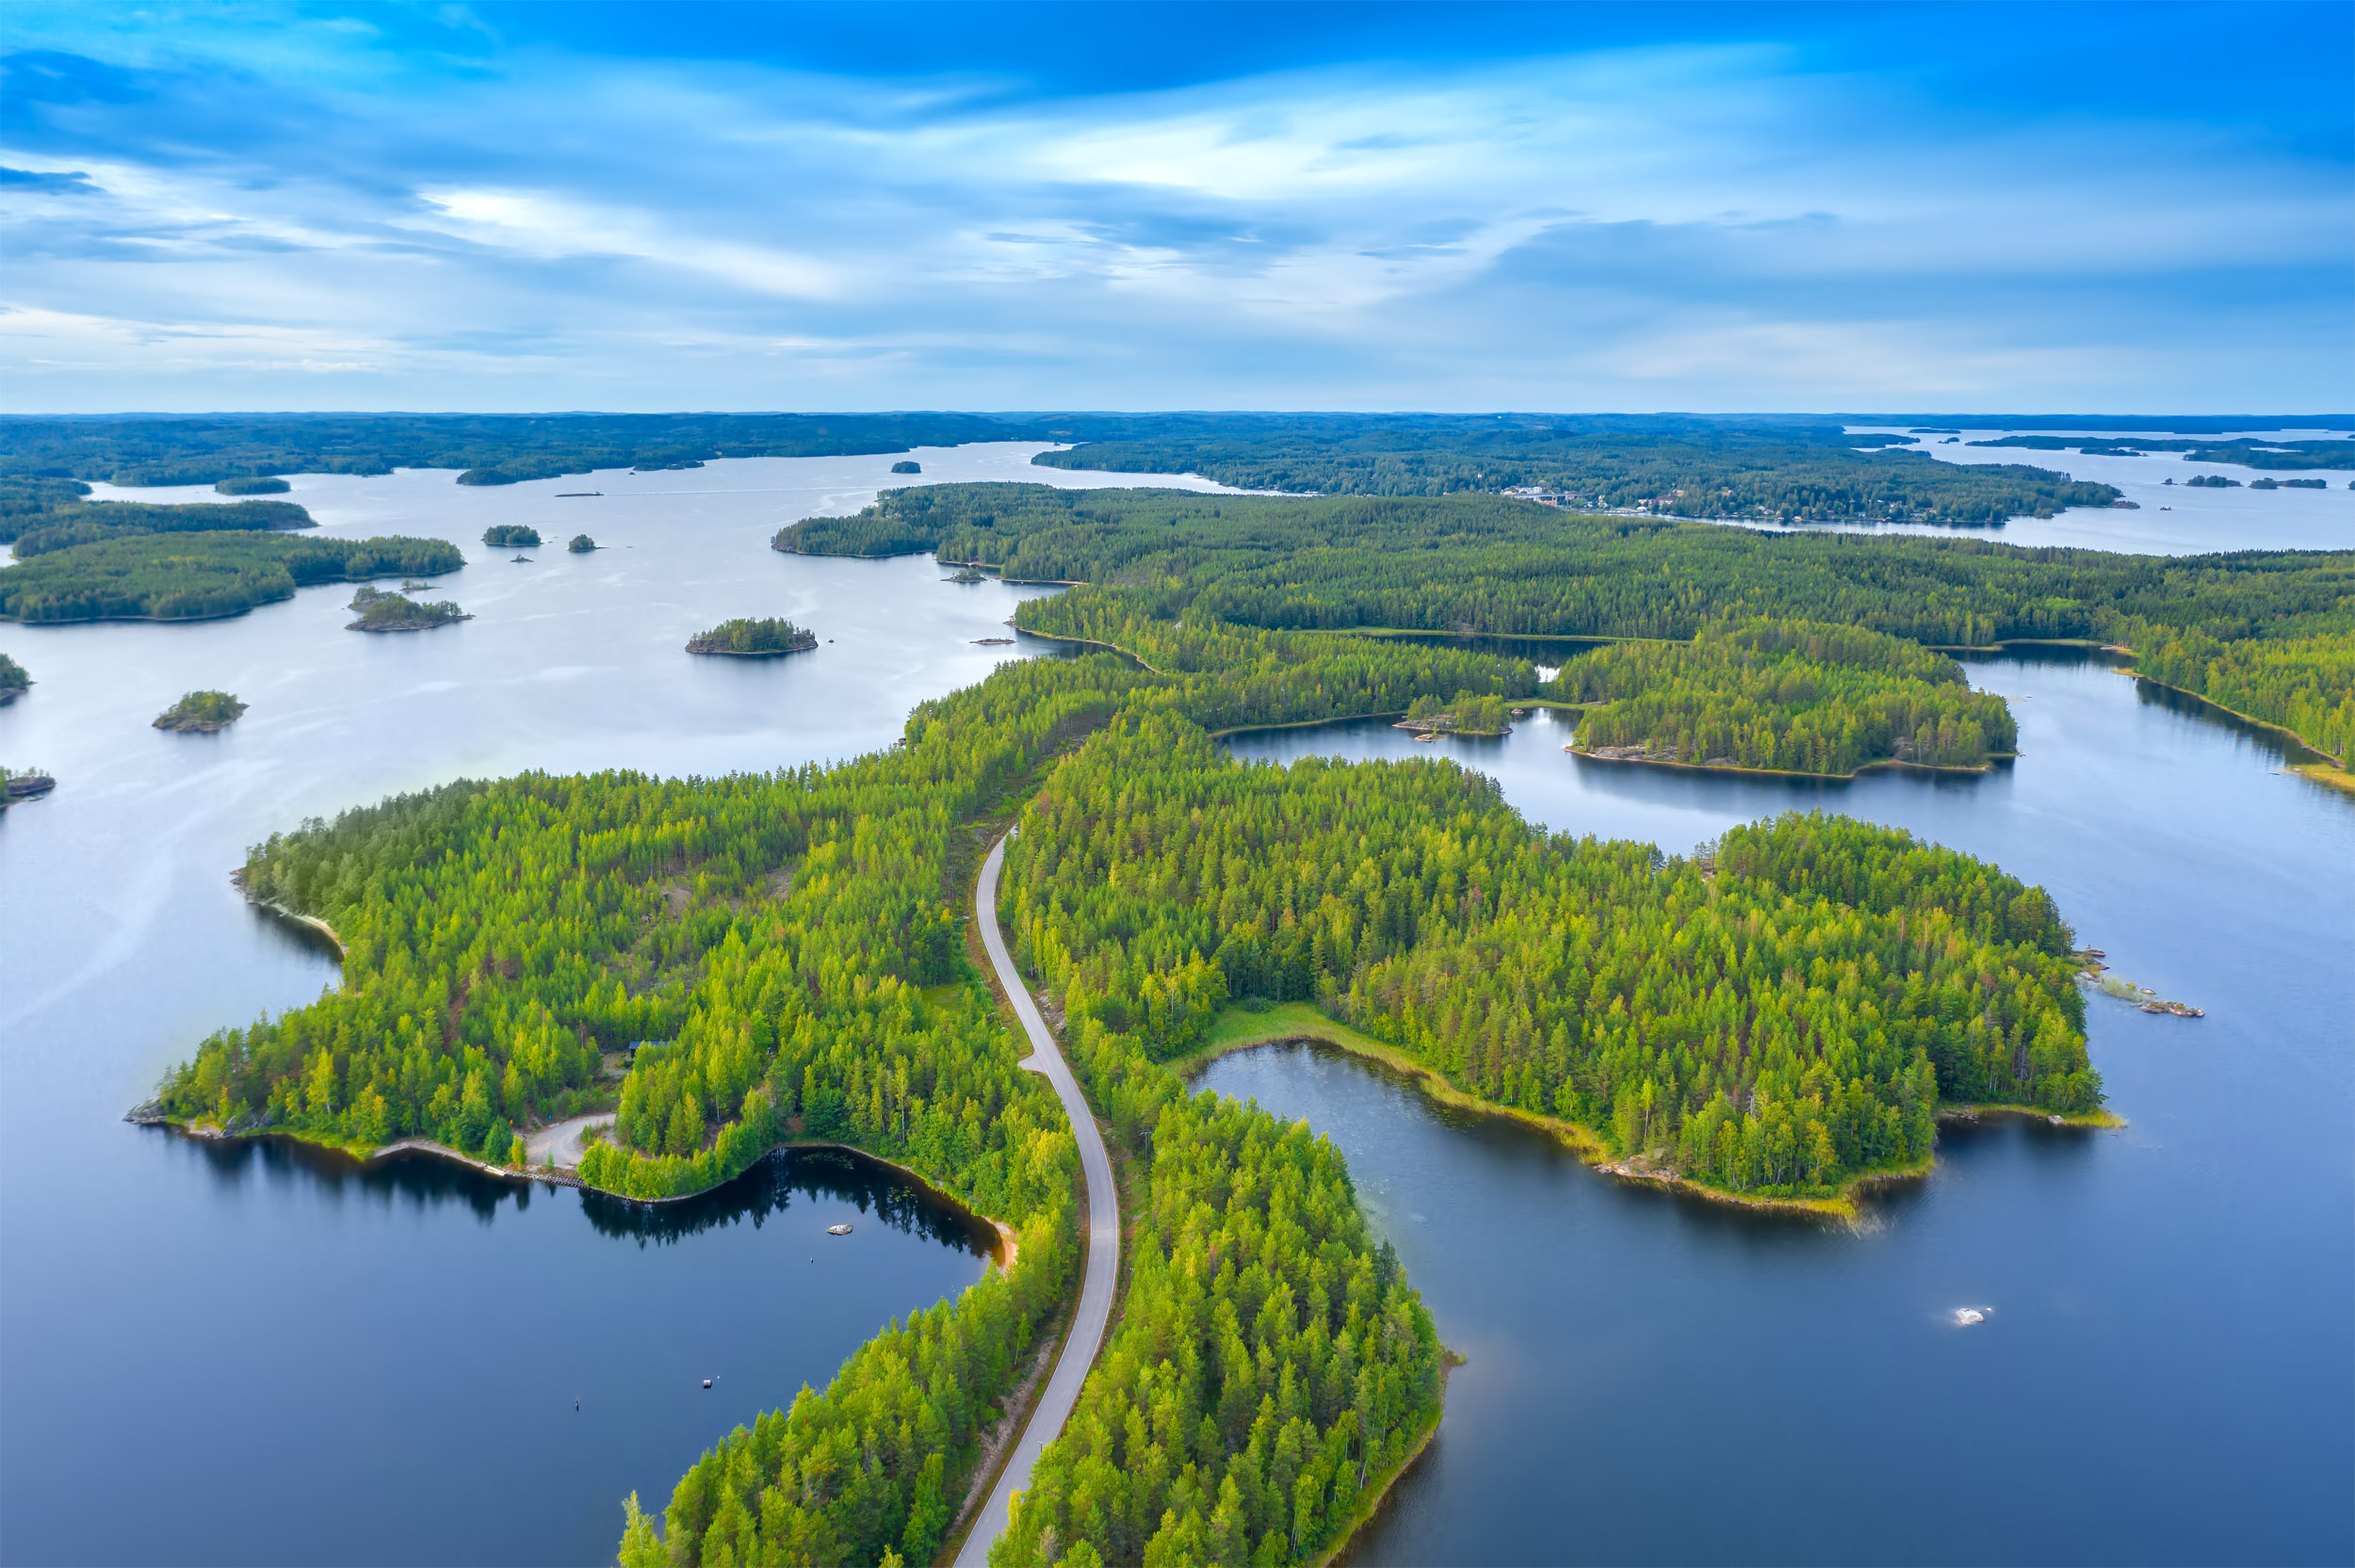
<box><xmin>3</xmin><ymin>446</ymin><xmax>2348</xmax><ymax>1564</ymax></box>
<box><xmin>0</xmin><ymin>445</ymin><xmax>1240</xmax><ymax>1566</ymax></box>
<box><xmin>1831</xmin><ymin>426</ymin><xmax>2355</xmax><ymax>554</ymax></box>
<box><xmin>1211</xmin><ymin>654</ymin><xmax>2354</xmax><ymax>1565</ymax></box>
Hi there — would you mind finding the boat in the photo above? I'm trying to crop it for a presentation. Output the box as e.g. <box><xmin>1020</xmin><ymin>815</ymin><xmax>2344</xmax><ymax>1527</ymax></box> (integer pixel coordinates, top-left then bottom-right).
<box><xmin>826</xmin><ymin>1222</ymin><xmax>853</xmax><ymax>1236</ymax></box>
<box><xmin>556</xmin><ymin>492</ymin><xmax>601</xmax><ymax>498</ymax></box>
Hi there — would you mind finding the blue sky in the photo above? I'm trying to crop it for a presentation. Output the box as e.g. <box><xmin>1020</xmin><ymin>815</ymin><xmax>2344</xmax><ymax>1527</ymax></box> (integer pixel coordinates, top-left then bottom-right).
<box><xmin>2</xmin><ymin>1</ymin><xmax>2348</xmax><ymax>413</ymax></box>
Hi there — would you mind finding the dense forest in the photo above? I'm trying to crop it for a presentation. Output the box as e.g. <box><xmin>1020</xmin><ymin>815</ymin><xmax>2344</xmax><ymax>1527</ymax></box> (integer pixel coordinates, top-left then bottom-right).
<box><xmin>1551</xmin><ymin>618</ymin><xmax>2017</xmax><ymax>773</ymax></box>
<box><xmin>0</xmin><ymin>532</ymin><xmax>464</xmax><ymax>623</ymax></box>
<box><xmin>1028</xmin><ymin>415</ymin><xmax>2119</xmax><ymax>524</ymax></box>
<box><xmin>785</xmin><ymin>482</ymin><xmax>2353</xmax><ymax>768</ymax></box>
<box><xmin>1002</xmin><ymin>714</ymin><xmax>2095</xmax><ymax>1209</ymax></box>
<box><xmin>686</xmin><ymin>618</ymin><xmax>819</xmax><ymax>656</ymax></box>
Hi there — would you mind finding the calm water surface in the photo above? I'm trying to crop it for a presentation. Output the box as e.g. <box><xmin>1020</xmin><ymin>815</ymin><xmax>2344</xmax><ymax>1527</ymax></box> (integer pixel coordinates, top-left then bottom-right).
<box><xmin>0</xmin><ymin>445</ymin><xmax>1240</xmax><ymax>1566</ymax></box>
<box><xmin>1829</xmin><ymin>426</ymin><xmax>2355</xmax><ymax>554</ymax></box>
<box><xmin>1212</xmin><ymin>656</ymin><xmax>2354</xmax><ymax>1565</ymax></box>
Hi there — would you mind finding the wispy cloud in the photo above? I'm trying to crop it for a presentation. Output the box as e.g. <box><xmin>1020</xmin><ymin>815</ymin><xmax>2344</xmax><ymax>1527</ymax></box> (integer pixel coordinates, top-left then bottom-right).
<box><xmin>0</xmin><ymin>4</ymin><xmax>2346</xmax><ymax>411</ymax></box>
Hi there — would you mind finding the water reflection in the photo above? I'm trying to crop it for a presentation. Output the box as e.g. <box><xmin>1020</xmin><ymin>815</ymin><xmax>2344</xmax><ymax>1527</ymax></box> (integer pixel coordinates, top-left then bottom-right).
<box><xmin>154</xmin><ymin>1126</ymin><xmax>990</xmax><ymax>1253</ymax></box>
<box><xmin>578</xmin><ymin>1146</ymin><xmax>993</xmax><ymax>1253</ymax></box>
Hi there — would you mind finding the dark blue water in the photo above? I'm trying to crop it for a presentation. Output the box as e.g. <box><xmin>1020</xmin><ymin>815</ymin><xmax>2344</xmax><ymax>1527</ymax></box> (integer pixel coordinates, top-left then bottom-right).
<box><xmin>1208</xmin><ymin>654</ymin><xmax>2355</xmax><ymax>1565</ymax></box>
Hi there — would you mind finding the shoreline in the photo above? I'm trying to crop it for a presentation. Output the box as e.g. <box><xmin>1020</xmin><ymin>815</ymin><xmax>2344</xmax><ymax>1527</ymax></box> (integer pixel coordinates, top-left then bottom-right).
<box><xmin>1176</xmin><ymin>1004</ymin><xmax>2116</xmax><ymax>1222</ymax></box>
<box><xmin>126</xmin><ymin>1110</ymin><xmax>1018</xmax><ymax>1268</ymax></box>
<box><xmin>1310</xmin><ymin>1355</ymin><xmax>1458</xmax><ymax>1568</ymax></box>
<box><xmin>234</xmin><ymin>882</ymin><xmax>348</xmax><ymax>956</ymax></box>
<box><xmin>2119</xmin><ymin>669</ymin><xmax>2348</xmax><ymax>774</ymax></box>
<box><xmin>1566</xmin><ymin>745</ymin><xmax>2007</xmax><ymax>783</ymax></box>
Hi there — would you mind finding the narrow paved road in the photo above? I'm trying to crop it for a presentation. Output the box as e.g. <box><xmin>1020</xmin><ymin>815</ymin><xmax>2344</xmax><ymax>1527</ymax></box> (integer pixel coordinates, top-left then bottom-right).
<box><xmin>955</xmin><ymin>831</ymin><xmax>1121</xmax><ymax>1568</ymax></box>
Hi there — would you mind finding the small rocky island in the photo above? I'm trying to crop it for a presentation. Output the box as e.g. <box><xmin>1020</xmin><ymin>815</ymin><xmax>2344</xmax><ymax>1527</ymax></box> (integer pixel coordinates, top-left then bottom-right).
<box><xmin>1395</xmin><ymin>691</ymin><xmax>1512</xmax><ymax>736</ymax></box>
<box><xmin>568</xmin><ymin>533</ymin><xmax>597</xmax><ymax>553</ymax></box>
<box><xmin>482</xmin><ymin>525</ymin><xmax>542</xmax><ymax>548</ymax></box>
<box><xmin>154</xmin><ymin>690</ymin><xmax>248</xmax><ymax>733</ymax></box>
<box><xmin>890</xmin><ymin>460</ymin><xmax>921</xmax><ymax>474</ymax></box>
<box><xmin>950</xmin><ymin>565</ymin><xmax>988</xmax><ymax>583</ymax></box>
<box><xmin>2</xmin><ymin>765</ymin><xmax>56</xmax><ymax>805</ymax></box>
<box><xmin>686</xmin><ymin>617</ymin><xmax>819</xmax><ymax>657</ymax></box>
<box><xmin>348</xmin><ymin>586</ymin><xmax>470</xmax><ymax>633</ymax></box>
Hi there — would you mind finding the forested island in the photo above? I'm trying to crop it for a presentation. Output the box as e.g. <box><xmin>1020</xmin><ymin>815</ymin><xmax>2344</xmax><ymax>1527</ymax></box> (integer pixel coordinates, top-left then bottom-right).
<box><xmin>685</xmin><ymin>618</ymin><xmax>818</xmax><ymax>656</ymax></box>
<box><xmin>482</xmin><ymin>525</ymin><xmax>541</xmax><ymax>549</ymax></box>
<box><xmin>0</xmin><ymin>653</ymin><xmax>26</xmax><ymax>704</ymax></box>
<box><xmin>154</xmin><ymin>690</ymin><xmax>248</xmax><ymax>733</ymax></box>
<box><xmin>348</xmin><ymin>587</ymin><xmax>469</xmax><ymax>632</ymax></box>
<box><xmin>890</xmin><ymin>460</ymin><xmax>921</xmax><ymax>474</ymax></box>
<box><xmin>214</xmin><ymin>476</ymin><xmax>290</xmax><ymax>494</ymax></box>
<box><xmin>568</xmin><ymin>534</ymin><xmax>597</xmax><ymax>553</ymax></box>
<box><xmin>1</xmin><ymin>532</ymin><xmax>463</xmax><ymax>623</ymax></box>
<box><xmin>1397</xmin><ymin>689</ymin><xmax>1511</xmax><ymax>735</ymax></box>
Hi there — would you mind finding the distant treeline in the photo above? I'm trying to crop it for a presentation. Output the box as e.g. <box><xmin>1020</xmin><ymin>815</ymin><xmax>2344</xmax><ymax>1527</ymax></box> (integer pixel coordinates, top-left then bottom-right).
<box><xmin>1969</xmin><ymin>435</ymin><xmax>2355</xmax><ymax>471</ymax></box>
<box><xmin>1026</xmin><ymin>413</ymin><xmax>2119</xmax><ymax>524</ymax></box>
<box><xmin>3</xmin><ymin>412</ymin><xmax>2139</xmax><ymax>521</ymax></box>
<box><xmin>0</xmin><ymin>412</ymin><xmax>1055</xmax><ymax>489</ymax></box>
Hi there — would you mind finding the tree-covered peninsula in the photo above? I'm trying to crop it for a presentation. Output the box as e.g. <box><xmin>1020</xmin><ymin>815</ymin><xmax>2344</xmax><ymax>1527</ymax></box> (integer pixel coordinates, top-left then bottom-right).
<box><xmin>685</xmin><ymin>618</ymin><xmax>819</xmax><ymax>656</ymax></box>
<box><xmin>0</xmin><ymin>653</ymin><xmax>27</xmax><ymax>704</ymax></box>
<box><xmin>1002</xmin><ymin>715</ymin><xmax>2097</xmax><ymax>1207</ymax></box>
<box><xmin>154</xmin><ymin>690</ymin><xmax>248</xmax><ymax>733</ymax></box>
<box><xmin>1552</xmin><ymin>618</ymin><xmax>2016</xmax><ymax>774</ymax></box>
<box><xmin>1</xmin><ymin>533</ymin><xmax>464</xmax><ymax>623</ymax></box>
<box><xmin>4</xmin><ymin>497</ymin><xmax>314</xmax><ymax>558</ymax></box>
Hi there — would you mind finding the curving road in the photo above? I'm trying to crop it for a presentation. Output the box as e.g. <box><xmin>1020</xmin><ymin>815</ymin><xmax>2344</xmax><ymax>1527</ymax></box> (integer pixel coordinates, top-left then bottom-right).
<box><xmin>955</xmin><ymin>831</ymin><xmax>1121</xmax><ymax>1568</ymax></box>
